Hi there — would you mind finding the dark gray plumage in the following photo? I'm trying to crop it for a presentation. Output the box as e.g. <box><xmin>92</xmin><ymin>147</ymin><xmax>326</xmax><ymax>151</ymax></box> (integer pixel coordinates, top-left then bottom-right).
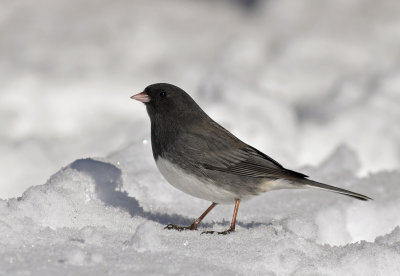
<box><xmin>131</xmin><ymin>83</ymin><xmax>371</xmax><ymax>234</ymax></box>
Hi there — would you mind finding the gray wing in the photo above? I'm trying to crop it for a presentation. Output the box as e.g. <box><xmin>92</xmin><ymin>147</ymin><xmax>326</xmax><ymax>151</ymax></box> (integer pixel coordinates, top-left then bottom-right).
<box><xmin>175</xmin><ymin>121</ymin><xmax>308</xmax><ymax>181</ymax></box>
<box><xmin>201</xmin><ymin>145</ymin><xmax>308</xmax><ymax>180</ymax></box>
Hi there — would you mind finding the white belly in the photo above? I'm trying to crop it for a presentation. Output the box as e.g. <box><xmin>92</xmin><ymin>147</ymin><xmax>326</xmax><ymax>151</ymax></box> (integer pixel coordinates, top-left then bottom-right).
<box><xmin>156</xmin><ymin>158</ymin><xmax>239</xmax><ymax>204</ymax></box>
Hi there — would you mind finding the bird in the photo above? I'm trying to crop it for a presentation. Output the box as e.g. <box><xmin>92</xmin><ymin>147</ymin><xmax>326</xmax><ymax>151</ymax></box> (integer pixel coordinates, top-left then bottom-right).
<box><xmin>131</xmin><ymin>83</ymin><xmax>371</xmax><ymax>235</ymax></box>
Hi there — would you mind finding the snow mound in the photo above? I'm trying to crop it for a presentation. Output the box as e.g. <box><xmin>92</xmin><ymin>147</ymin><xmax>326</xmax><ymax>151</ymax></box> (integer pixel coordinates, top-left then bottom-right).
<box><xmin>1</xmin><ymin>142</ymin><xmax>400</xmax><ymax>275</ymax></box>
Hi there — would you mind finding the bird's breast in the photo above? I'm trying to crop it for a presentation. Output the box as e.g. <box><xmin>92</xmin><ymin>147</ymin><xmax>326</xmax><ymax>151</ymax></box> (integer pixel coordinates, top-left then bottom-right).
<box><xmin>155</xmin><ymin>157</ymin><xmax>239</xmax><ymax>204</ymax></box>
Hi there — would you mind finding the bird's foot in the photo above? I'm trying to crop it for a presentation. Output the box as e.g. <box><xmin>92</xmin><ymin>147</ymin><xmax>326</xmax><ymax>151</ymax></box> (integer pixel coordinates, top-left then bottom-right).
<box><xmin>201</xmin><ymin>228</ymin><xmax>235</xmax><ymax>235</ymax></box>
<box><xmin>164</xmin><ymin>224</ymin><xmax>197</xmax><ymax>231</ymax></box>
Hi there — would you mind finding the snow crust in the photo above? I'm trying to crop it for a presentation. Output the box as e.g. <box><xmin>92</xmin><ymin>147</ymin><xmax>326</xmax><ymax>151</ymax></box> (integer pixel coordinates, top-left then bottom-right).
<box><xmin>1</xmin><ymin>0</ymin><xmax>400</xmax><ymax>274</ymax></box>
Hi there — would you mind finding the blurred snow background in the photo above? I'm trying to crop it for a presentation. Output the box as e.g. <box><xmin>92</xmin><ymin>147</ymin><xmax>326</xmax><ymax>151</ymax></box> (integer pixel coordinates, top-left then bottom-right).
<box><xmin>1</xmin><ymin>0</ymin><xmax>400</xmax><ymax>274</ymax></box>
<box><xmin>1</xmin><ymin>0</ymin><xmax>399</xmax><ymax>199</ymax></box>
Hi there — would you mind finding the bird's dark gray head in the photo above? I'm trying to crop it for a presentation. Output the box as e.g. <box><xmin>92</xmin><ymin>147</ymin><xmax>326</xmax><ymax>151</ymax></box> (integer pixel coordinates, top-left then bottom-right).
<box><xmin>132</xmin><ymin>83</ymin><xmax>206</xmax><ymax>123</ymax></box>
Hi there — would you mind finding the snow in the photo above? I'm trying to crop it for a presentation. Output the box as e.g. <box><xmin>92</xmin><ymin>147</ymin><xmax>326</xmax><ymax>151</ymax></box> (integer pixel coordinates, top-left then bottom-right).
<box><xmin>1</xmin><ymin>143</ymin><xmax>400</xmax><ymax>275</ymax></box>
<box><xmin>1</xmin><ymin>0</ymin><xmax>400</xmax><ymax>274</ymax></box>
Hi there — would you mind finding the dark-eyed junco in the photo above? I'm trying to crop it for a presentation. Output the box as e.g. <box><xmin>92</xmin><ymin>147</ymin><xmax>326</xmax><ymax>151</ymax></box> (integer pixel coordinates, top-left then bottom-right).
<box><xmin>131</xmin><ymin>83</ymin><xmax>371</xmax><ymax>235</ymax></box>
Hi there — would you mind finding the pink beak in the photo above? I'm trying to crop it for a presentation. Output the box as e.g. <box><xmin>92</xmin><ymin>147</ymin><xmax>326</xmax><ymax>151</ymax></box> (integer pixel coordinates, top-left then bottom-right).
<box><xmin>131</xmin><ymin>92</ymin><xmax>151</xmax><ymax>103</ymax></box>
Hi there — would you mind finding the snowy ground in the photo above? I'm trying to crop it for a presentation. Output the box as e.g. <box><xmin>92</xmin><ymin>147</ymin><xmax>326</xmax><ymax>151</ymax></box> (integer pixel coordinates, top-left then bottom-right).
<box><xmin>1</xmin><ymin>143</ymin><xmax>400</xmax><ymax>275</ymax></box>
<box><xmin>1</xmin><ymin>0</ymin><xmax>400</xmax><ymax>275</ymax></box>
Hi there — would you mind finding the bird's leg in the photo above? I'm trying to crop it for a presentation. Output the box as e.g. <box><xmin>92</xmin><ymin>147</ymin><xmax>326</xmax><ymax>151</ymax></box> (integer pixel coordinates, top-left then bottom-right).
<box><xmin>202</xmin><ymin>199</ymin><xmax>240</xmax><ymax>235</ymax></box>
<box><xmin>164</xmin><ymin>202</ymin><xmax>217</xmax><ymax>231</ymax></box>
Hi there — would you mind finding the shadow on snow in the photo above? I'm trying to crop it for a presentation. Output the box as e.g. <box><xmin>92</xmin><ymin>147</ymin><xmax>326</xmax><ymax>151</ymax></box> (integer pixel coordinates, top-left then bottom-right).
<box><xmin>70</xmin><ymin>158</ymin><xmax>268</xmax><ymax>230</ymax></box>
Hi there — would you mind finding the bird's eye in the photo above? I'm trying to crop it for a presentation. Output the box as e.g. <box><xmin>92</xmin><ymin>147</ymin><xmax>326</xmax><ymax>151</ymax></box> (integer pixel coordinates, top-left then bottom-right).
<box><xmin>160</xmin><ymin>91</ymin><xmax>167</xmax><ymax>98</ymax></box>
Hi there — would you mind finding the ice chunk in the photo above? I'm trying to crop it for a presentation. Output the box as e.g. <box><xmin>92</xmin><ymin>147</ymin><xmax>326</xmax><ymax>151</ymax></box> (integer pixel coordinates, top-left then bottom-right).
<box><xmin>130</xmin><ymin>221</ymin><xmax>164</xmax><ymax>252</ymax></box>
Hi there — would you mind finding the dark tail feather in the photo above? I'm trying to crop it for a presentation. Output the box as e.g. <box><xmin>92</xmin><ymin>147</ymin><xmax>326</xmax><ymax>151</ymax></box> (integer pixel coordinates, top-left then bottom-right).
<box><xmin>300</xmin><ymin>179</ymin><xmax>372</xmax><ymax>201</ymax></box>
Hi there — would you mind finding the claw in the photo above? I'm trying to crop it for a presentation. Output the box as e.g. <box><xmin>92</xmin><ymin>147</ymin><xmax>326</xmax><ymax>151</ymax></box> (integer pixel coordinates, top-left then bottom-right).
<box><xmin>218</xmin><ymin>229</ymin><xmax>235</xmax><ymax>235</ymax></box>
<box><xmin>164</xmin><ymin>224</ymin><xmax>197</xmax><ymax>231</ymax></box>
<box><xmin>201</xmin><ymin>230</ymin><xmax>215</xmax><ymax>235</ymax></box>
<box><xmin>201</xmin><ymin>228</ymin><xmax>235</xmax><ymax>235</ymax></box>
